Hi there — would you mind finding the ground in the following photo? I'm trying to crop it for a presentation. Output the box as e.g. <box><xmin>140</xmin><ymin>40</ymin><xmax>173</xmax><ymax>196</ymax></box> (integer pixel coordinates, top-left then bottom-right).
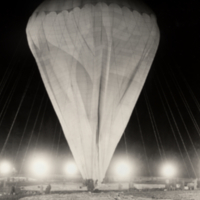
<box><xmin>0</xmin><ymin>190</ymin><xmax>198</xmax><ymax>200</ymax></box>
<box><xmin>1</xmin><ymin>180</ymin><xmax>200</xmax><ymax>200</ymax></box>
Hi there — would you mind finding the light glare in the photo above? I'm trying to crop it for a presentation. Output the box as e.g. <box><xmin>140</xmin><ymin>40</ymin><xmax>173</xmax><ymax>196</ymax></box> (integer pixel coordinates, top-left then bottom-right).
<box><xmin>162</xmin><ymin>163</ymin><xmax>176</xmax><ymax>178</ymax></box>
<box><xmin>64</xmin><ymin>162</ymin><xmax>78</xmax><ymax>175</ymax></box>
<box><xmin>30</xmin><ymin>158</ymin><xmax>50</xmax><ymax>177</ymax></box>
<box><xmin>0</xmin><ymin>161</ymin><xmax>12</xmax><ymax>174</ymax></box>
<box><xmin>115</xmin><ymin>161</ymin><xmax>131</xmax><ymax>178</ymax></box>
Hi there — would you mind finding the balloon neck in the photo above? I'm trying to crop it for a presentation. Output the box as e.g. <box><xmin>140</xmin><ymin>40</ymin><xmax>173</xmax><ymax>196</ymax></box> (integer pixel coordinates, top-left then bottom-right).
<box><xmin>85</xmin><ymin>179</ymin><xmax>98</xmax><ymax>191</ymax></box>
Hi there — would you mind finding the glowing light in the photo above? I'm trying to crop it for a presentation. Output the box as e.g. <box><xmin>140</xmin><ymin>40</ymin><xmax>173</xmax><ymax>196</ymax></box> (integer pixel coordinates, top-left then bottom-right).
<box><xmin>0</xmin><ymin>161</ymin><xmax>12</xmax><ymax>174</ymax></box>
<box><xmin>161</xmin><ymin>163</ymin><xmax>176</xmax><ymax>178</ymax></box>
<box><xmin>115</xmin><ymin>161</ymin><xmax>131</xmax><ymax>178</ymax></box>
<box><xmin>29</xmin><ymin>157</ymin><xmax>50</xmax><ymax>177</ymax></box>
<box><xmin>64</xmin><ymin>162</ymin><xmax>78</xmax><ymax>176</ymax></box>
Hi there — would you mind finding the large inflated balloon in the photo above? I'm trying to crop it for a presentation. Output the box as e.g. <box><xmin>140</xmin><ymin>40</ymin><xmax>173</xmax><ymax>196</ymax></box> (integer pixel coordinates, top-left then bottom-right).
<box><xmin>26</xmin><ymin>0</ymin><xmax>159</xmax><ymax>182</ymax></box>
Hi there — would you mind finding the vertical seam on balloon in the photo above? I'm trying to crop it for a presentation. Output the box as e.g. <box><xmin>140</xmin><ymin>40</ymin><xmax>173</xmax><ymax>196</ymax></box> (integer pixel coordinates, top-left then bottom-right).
<box><xmin>71</xmin><ymin>6</ymin><xmax>93</xmax><ymax>179</ymax></box>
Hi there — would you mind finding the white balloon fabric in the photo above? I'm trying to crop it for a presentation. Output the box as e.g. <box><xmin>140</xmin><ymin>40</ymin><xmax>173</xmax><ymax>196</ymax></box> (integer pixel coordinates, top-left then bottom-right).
<box><xmin>26</xmin><ymin>0</ymin><xmax>160</xmax><ymax>182</ymax></box>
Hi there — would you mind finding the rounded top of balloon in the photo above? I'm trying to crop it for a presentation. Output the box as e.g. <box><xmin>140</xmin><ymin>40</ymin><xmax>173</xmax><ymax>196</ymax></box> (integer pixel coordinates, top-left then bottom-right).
<box><xmin>34</xmin><ymin>0</ymin><xmax>153</xmax><ymax>15</ymax></box>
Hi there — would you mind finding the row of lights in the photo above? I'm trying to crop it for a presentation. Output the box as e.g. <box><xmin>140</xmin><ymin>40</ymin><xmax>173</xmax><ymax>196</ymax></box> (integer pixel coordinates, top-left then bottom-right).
<box><xmin>114</xmin><ymin>161</ymin><xmax>177</xmax><ymax>179</ymax></box>
<box><xmin>0</xmin><ymin>158</ymin><xmax>177</xmax><ymax>179</ymax></box>
<box><xmin>0</xmin><ymin>158</ymin><xmax>78</xmax><ymax>178</ymax></box>
<box><xmin>29</xmin><ymin>157</ymin><xmax>78</xmax><ymax>177</ymax></box>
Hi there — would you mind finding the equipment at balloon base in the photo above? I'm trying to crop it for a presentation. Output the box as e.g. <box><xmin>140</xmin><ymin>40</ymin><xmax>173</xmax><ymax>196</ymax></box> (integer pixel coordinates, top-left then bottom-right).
<box><xmin>83</xmin><ymin>179</ymin><xmax>98</xmax><ymax>192</ymax></box>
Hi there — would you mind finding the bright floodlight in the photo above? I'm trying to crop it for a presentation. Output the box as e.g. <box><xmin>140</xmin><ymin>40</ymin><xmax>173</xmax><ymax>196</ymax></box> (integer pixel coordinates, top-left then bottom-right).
<box><xmin>0</xmin><ymin>161</ymin><xmax>12</xmax><ymax>174</ymax></box>
<box><xmin>115</xmin><ymin>160</ymin><xmax>131</xmax><ymax>178</ymax></box>
<box><xmin>30</xmin><ymin>158</ymin><xmax>50</xmax><ymax>177</ymax></box>
<box><xmin>64</xmin><ymin>162</ymin><xmax>78</xmax><ymax>176</ymax></box>
<box><xmin>161</xmin><ymin>163</ymin><xmax>176</xmax><ymax>178</ymax></box>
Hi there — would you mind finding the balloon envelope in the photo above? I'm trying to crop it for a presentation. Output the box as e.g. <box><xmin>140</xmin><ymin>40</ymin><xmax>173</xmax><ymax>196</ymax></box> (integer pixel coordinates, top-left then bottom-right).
<box><xmin>26</xmin><ymin>0</ymin><xmax>160</xmax><ymax>182</ymax></box>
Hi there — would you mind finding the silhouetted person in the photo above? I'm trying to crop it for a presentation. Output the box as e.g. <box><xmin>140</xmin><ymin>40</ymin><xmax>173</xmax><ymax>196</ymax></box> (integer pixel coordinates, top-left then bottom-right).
<box><xmin>10</xmin><ymin>185</ymin><xmax>16</xmax><ymax>195</ymax></box>
<box><xmin>45</xmin><ymin>184</ymin><xmax>51</xmax><ymax>194</ymax></box>
<box><xmin>88</xmin><ymin>179</ymin><xmax>94</xmax><ymax>191</ymax></box>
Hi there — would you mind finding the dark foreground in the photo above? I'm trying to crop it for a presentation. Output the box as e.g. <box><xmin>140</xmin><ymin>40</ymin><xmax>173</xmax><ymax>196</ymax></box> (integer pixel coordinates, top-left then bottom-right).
<box><xmin>0</xmin><ymin>189</ymin><xmax>200</xmax><ymax>200</ymax></box>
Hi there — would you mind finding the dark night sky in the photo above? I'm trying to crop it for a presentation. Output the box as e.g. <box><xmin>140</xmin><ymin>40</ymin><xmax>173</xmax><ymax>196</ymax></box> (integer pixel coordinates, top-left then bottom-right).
<box><xmin>0</xmin><ymin>0</ymin><xmax>200</xmax><ymax>178</ymax></box>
